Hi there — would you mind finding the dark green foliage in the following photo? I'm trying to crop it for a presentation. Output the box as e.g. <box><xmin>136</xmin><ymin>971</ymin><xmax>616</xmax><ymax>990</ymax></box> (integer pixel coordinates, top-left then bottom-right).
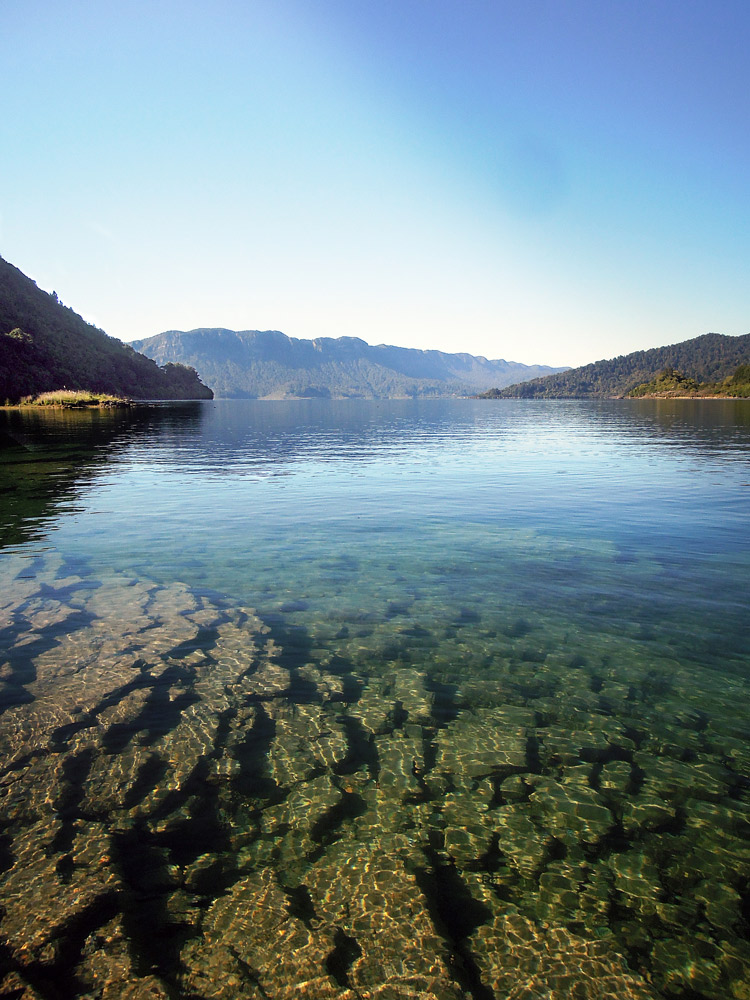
<box><xmin>0</xmin><ymin>257</ymin><xmax>213</xmax><ymax>403</ymax></box>
<box><xmin>484</xmin><ymin>333</ymin><xmax>750</xmax><ymax>399</ymax></box>
<box><xmin>131</xmin><ymin>328</ymin><xmax>568</xmax><ymax>399</ymax></box>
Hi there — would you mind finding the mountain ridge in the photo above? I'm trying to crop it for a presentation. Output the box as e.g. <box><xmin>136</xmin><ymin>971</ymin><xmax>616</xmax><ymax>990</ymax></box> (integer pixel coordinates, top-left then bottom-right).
<box><xmin>131</xmin><ymin>327</ymin><xmax>568</xmax><ymax>398</ymax></box>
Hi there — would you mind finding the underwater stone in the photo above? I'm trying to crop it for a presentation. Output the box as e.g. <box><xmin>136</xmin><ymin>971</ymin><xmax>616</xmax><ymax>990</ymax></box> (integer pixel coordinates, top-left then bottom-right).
<box><xmin>262</xmin><ymin>772</ymin><xmax>341</xmax><ymax>850</ymax></box>
<box><xmin>634</xmin><ymin>751</ymin><xmax>732</xmax><ymax>804</ymax></box>
<box><xmin>620</xmin><ymin>794</ymin><xmax>677</xmax><ymax>834</ymax></box>
<box><xmin>0</xmin><ymin>571</ymin><xmax>280</xmax><ymax>988</ymax></box>
<box><xmin>0</xmin><ymin>820</ymin><xmax>120</xmax><ymax>964</ymax></box>
<box><xmin>75</xmin><ymin>916</ymin><xmax>171</xmax><ymax>1000</ymax></box>
<box><xmin>297</xmin><ymin>663</ymin><xmax>348</xmax><ymax>701</ymax></box>
<box><xmin>306</xmin><ymin>842</ymin><xmax>461</xmax><ymax>998</ymax></box>
<box><xmin>181</xmin><ymin>870</ymin><xmax>341</xmax><ymax>999</ymax></box>
<box><xmin>184</xmin><ymin>852</ymin><xmax>225</xmax><ymax>886</ymax></box>
<box><xmin>375</xmin><ymin>730</ymin><xmax>424</xmax><ymax>802</ymax></box>
<box><xmin>443</xmin><ymin>823</ymin><xmax>494</xmax><ymax>868</ymax></box>
<box><xmin>441</xmin><ymin>785</ymin><xmax>495</xmax><ymax>867</ymax></box>
<box><xmin>608</xmin><ymin>852</ymin><xmax>664</xmax><ymax>916</ymax></box>
<box><xmin>390</xmin><ymin>667</ymin><xmax>435</xmax><ymax>724</ymax></box>
<box><xmin>238</xmin><ymin>657</ymin><xmax>291</xmax><ymax>698</ymax></box>
<box><xmin>434</xmin><ymin>707</ymin><xmax>528</xmax><ymax>780</ymax></box>
<box><xmin>538</xmin><ymin>717</ymin><xmax>629</xmax><ymax>768</ymax></box>
<box><xmin>694</xmin><ymin>878</ymin><xmax>743</xmax><ymax>932</ymax></box>
<box><xmin>654</xmin><ymin>897</ymin><xmax>701</xmax><ymax>929</ymax></box>
<box><xmin>685</xmin><ymin>798</ymin><xmax>750</xmax><ymax>839</ymax></box>
<box><xmin>498</xmin><ymin>773</ymin><xmax>529</xmax><ymax>803</ymax></box>
<box><xmin>353</xmin><ymin>680</ymin><xmax>404</xmax><ymax>736</ymax></box>
<box><xmin>715</xmin><ymin>938</ymin><xmax>750</xmax><ymax>999</ymax></box>
<box><xmin>0</xmin><ymin>574</ymin><xmax>42</xmax><ymax>621</ymax></box>
<box><xmin>267</xmin><ymin>703</ymin><xmax>349</xmax><ymax>787</ymax></box>
<box><xmin>561</xmin><ymin>762</ymin><xmax>596</xmax><ymax>787</ymax></box>
<box><xmin>24</xmin><ymin>596</ymin><xmax>78</xmax><ymax>632</ymax></box>
<box><xmin>574</xmin><ymin>862</ymin><xmax>616</xmax><ymax>928</ymax></box>
<box><xmin>493</xmin><ymin>803</ymin><xmax>553</xmax><ymax>879</ymax></box>
<box><xmin>527</xmin><ymin>776</ymin><xmax>615</xmax><ymax>845</ymax></box>
<box><xmin>0</xmin><ymin>971</ymin><xmax>47</xmax><ymax>999</ymax></box>
<box><xmin>650</xmin><ymin>934</ymin><xmax>725</xmax><ymax>998</ymax></box>
<box><xmin>598</xmin><ymin>759</ymin><xmax>633</xmax><ymax>797</ymax></box>
<box><xmin>468</xmin><ymin>911</ymin><xmax>657</xmax><ymax>999</ymax></box>
<box><xmin>535</xmin><ymin>875</ymin><xmax>587</xmax><ymax>926</ymax></box>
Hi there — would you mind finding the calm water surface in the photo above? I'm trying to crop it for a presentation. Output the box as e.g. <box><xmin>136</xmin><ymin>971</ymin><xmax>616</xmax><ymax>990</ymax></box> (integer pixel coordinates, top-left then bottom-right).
<box><xmin>0</xmin><ymin>398</ymin><xmax>748</xmax><ymax>1000</ymax></box>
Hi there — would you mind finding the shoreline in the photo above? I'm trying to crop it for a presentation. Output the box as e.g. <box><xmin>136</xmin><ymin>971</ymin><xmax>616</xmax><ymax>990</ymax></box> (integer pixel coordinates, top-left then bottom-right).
<box><xmin>2</xmin><ymin>402</ymin><xmax>134</xmax><ymax>410</ymax></box>
<box><xmin>625</xmin><ymin>393</ymin><xmax>747</xmax><ymax>400</ymax></box>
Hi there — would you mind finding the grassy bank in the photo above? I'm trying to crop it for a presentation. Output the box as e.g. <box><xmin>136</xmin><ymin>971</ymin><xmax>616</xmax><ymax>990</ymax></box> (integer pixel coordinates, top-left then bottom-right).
<box><xmin>10</xmin><ymin>389</ymin><xmax>133</xmax><ymax>408</ymax></box>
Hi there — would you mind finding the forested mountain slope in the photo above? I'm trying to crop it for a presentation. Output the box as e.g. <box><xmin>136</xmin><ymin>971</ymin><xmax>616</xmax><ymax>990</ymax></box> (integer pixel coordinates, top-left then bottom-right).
<box><xmin>484</xmin><ymin>333</ymin><xmax>750</xmax><ymax>398</ymax></box>
<box><xmin>0</xmin><ymin>257</ymin><xmax>212</xmax><ymax>403</ymax></box>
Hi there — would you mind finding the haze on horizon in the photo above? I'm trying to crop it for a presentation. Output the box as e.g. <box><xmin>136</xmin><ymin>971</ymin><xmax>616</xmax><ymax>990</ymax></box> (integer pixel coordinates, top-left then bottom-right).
<box><xmin>2</xmin><ymin>0</ymin><xmax>749</xmax><ymax>369</ymax></box>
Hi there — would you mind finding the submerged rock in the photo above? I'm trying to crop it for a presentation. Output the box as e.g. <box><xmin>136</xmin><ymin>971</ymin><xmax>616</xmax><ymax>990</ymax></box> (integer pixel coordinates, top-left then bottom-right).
<box><xmin>1</xmin><ymin>551</ymin><xmax>749</xmax><ymax>999</ymax></box>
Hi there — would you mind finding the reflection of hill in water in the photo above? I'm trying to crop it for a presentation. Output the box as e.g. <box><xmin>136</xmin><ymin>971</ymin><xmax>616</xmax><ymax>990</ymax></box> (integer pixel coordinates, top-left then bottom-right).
<box><xmin>626</xmin><ymin>396</ymin><xmax>750</xmax><ymax>433</ymax></box>
<box><xmin>0</xmin><ymin>404</ymin><xmax>205</xmax><ymax>547</ymax></box>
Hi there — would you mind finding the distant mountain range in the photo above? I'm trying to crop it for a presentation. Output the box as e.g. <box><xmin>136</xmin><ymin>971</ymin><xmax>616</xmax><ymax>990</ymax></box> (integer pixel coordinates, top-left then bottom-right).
<box><xmin>483</xmin><ymin>332</ymin><xmax>750</xmax><ymax>398</ymax></box>
<box><xmin>131</xmin><ymin>328</ymin><xmax>567</xmax><ymax>399</ymax></box>
<box><xmin>0</xmin><ymin>257</ymin><xmax>212</xmax><ymax>403</ymax></box>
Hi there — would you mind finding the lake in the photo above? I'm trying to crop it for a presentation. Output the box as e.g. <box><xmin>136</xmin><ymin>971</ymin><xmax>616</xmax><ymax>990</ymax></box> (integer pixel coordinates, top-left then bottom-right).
<box><xmin>0</xmin><ymin>397</ymin><xmax>748</xmax><ymax>1000</ymax></box>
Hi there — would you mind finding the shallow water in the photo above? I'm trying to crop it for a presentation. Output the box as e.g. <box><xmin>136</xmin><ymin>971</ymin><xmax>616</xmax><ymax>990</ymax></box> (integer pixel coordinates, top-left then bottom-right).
<box><xmin>0</xmin><ymin>398</ymin><xmax>748</xmax><ymax>999</ymax></box>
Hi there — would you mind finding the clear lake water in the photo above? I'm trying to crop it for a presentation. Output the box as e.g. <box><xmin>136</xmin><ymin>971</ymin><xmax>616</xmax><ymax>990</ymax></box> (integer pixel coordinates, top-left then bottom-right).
<box><xmin>0</xmin><ymin>397</ymin><xmax>748</xmax><ymax>1000</ymax></box>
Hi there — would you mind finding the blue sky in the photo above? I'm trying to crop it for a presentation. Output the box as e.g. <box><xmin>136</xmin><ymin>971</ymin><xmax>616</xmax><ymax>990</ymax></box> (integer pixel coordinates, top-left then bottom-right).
<box><xmin>2</xmin><ymin>0</ymin><xmax>749</xmax><ymax>366</ymax></box>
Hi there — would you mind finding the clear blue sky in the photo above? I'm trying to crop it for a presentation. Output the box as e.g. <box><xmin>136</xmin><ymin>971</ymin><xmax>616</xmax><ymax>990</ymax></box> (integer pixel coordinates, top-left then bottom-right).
<box><xmin>2</xmin><ymin>0</ymin><xmax>749</xmax><ymax>366</ymax></box>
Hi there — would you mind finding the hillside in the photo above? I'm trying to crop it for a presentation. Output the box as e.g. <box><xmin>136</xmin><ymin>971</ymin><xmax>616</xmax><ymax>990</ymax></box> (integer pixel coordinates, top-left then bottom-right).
<box><xmin>482</xmin><ymin>333</ymin><xmax>750</xmax><ymax>399</ymax></box>
<box><xmin>131</xmin><ymin>328</ymin><xmax>567</xmax><ymax>399</ymax></box>
<box><xmin>0</xmin><ymin>257</ymin><xmax>212</xmax><ymax>403</ymax></box>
